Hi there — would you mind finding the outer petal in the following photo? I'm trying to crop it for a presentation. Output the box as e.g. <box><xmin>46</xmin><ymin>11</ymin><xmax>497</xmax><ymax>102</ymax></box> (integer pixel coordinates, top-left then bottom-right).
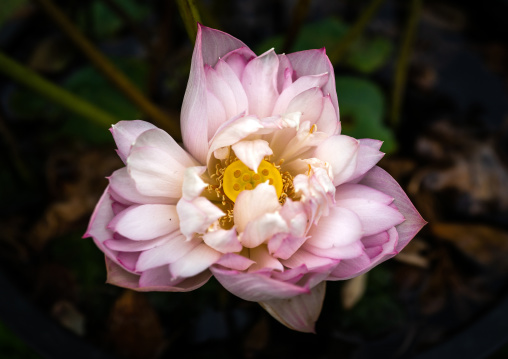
<box><xmin>359</xmin><ymin>166</ymin><xmax>427</xmax><ymax>251</ymax></box>
<box><xmin>110</xmin><ymin>120</ymin><xmax>157</xmax><ymax>163</ymax></box>
<box><xmin>170</xmin><ymin>243</ymin><xmax>222</xmax><ymax>278</ymax></box>
<box><xmin>259</xmin><ymin>281</ymin><xmax>326</xmax><ymax>333</ymax></box>
<box><xmin>109</xmin><ymin>168</ymin><xmax>171</xmax><ymax>205</ymax></box>
<box><xmin>136</xmin><ymin>234</ymin><xmax>200</xmax><ymax>271</ymax></box>
<box><xmin>315</xmin><ymin>95</ymin><xmax>340</xmax><ymax>136</ymax></box>
<box><xmin>181</xmin><ymin>25</ymin><xmax>250</xmax><ymax>163</ymax></box>
<box><xmin>210</xmin><ymin>267</ymin><xmax>309</xmax><ymax>301</ymax></box>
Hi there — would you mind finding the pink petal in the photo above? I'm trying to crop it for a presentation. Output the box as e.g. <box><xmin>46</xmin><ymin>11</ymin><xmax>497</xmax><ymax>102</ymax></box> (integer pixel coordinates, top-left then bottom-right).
<box><xmin>116</xmin><ymin>252</ymin><xmax>140</xmax><ymax>271</ymax></box>
<box><xmin>170</xmin><ymin>243</ymin><xmax>222</xmax><ymax>278</ymax></box>
<box><xmin>271</xmin><ymin>73</ymin><xmax>328</xmax><ymax>117</ymax></box>
<box><xmin>205</xmin><ymin>88</ymin><xmax>227</xmax><ymax>139</ymax></box>
<box><xmin>181</xmin><ymin>25</ymin><xmax>249</xmax><ymax>163</ymax></box>
<box><xmin>110</xmin><ymin>120</ymin><xmax>157</xmax><ymax>163</ymax></box>
<box><xmin>306</xmin><ymin>206</ymin><xmax>363</xmax><ymax>248</ymax></box>
<box><xmin>259</xmin><ymin>281</ymin><xmax>326</xmax><ymax>333</ymax></box>
<box><xmin>277</xmin><ymin>54</ymin><xmax>293</xmax><ymax>92</ymax></box>
<box><xmin>136</xmin><ymin>234</ymin><xmax>200</xmax><ymax>271</ymax></box>
<box><xmin>84</xmin><ymin>188</ymin><xmax>118</xmax><ymax>261</ymax></box>
<box><xmin>134</xmin><ymin>128</ymin><xmax>198</xmax><ymax>167</ymax></box>
<box><xmin>136</xmin><ymin>263</ymin><xmax>212</xmax><ymax>291</ymax></box>
<box><xmin>221</xmin><ymin>47</ymin><xmax>256</xmax><ymax>79</ymax></box>
<box><xmin>281</xmin><ymin>248</ymin><xmax>337</xmax><ymax>269</ymax></box>
<box><xmin>335</xmin><ymin>197</ymin><xmax>405</xmax><ymax>236</ymax></box>
<box><xmin>287</xmin><ymin>48</ymin><xmax>338</xmax><ymax>121</ymax></box>
<box><xmin>315</xmin><ymin>95</ymin><xmax>340</xmax><ymax>136</ymax></box>
<box><xmin>109</xmin><ymin>168</ymin><xmax>172</xmax><ymax>205</ymax></box>
<box><xmin>232</xmin><ymin>139</ymin><xmax>273</xmax><ymax>172</ymax></box>
<box><xmin>109</xmin><ymin>204</ymin><xmax>179</xmax><ymax>240</ymax></box>
<box><xmin>241</xmin><ymin>49</ymin><xmax>279</xmax><ymax>118</ymax></box>
<box><xmin>248</xmin><ymin>245</ymin><xmax>284</xmax><ymax>272</ymax></box>
<box><xmin>313</xmin><ymin>135</ymin><xmax>360</xmax><ymax>186</ymax></box>
<box><xmin>203</xmin><ymin>228</ymin><xmax>242</xmax><ymax>253</ymax></box>
<box><xmin>328</xmin><ymin>252</ymin><xmax>371</xmax><ymax>280</ymax></box>
<box><xmin>335</xmin><ymin>183</ymin><xmax>394</xmax><ymax>205</ymax></box>
<box><xmin>104</xmin><ymin>232</ymin><xmax>174</xmax><ymax>252</ymax></box>
<box><xmin>359</xmin><ymin>166</ymin><xmax>427</xmax><ymax>251</ymax></box>
<box><xmin>127</xmin><ymin>146</ymin><xmax>186</xmax><ymax>199</ymax></box>
<box><xmin>182</xmin><ymin>166</ymin><xmax>207</xmax><ymax>200</ymax></box>
<box><xmin>177</xmin><ymin>197</ymin><xmax>224</xmax><ymax>238</ymax></box>
<box><xmin>285</xmin><ymin>87</ymin><xmax>325</xmax><ymax>125</ymax></box>
<box><xmin>210</xmin><ymin>267</ymin><xmax>310</xmax><ymax>301</ymax></box>
<box><xmin>233</xmin><ymin>182</ymin><xmax>281</xmax><ymax>232</ymax></box>
<box><xmin>303</xmin><ymin>240</ymin><xmax>365</xmax><ymax>260</ymax></box>
<box><xmin>348</xmin><ymin>139</ymin><xmax>385</xmax><ymax>182</ymax></box>
<box><xmin>241</xmin><ymin>212</ymin><xmax>289</xmax><ymax>248</ymax></box>
<box><xmin>215</xmin><ymin>253</ymin><xmax>255</xmax><ymax>271</ymax></box>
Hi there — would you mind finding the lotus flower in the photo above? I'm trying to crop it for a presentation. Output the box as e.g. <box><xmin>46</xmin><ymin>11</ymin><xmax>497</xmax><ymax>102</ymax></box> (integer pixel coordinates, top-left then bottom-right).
<box><xmin>85</xmin><ymin>24</ymin><xmax>425</xmax><ymax>333</ymax></box>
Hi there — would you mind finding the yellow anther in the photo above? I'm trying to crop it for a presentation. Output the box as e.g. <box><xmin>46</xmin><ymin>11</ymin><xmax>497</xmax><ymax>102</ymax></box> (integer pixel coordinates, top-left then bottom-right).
<box><xmin>222</xmin><ymin>160</ymin><xmax>283</xmax><ymax>202</ymax></box>
<box><xmin>309</xmin><ymin>124</ymin><xmax>317</xmax><ymax>134</ymax></box>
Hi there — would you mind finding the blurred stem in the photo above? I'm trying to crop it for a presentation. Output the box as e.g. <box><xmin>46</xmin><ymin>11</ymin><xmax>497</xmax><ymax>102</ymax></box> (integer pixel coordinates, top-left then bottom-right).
<box><xmin>328</xmin><ymin>0</ymin><xmax>386</xmax><ymax>64</ymax></box>
<box><xmin>0</xmin><ymin>52</ymin><xmax>119</xmax><ymax>128</ymax></box>
<box><xmin>0</xmin><ymin>115</ymin><xmax>32</xmax><ymax>184</ymax></box>
<box><xmin>176</xmin><ymin>0</ymin><xmax>202</xmax><ymax>44</ymax></box>
<box><xmin>390</xmin><ymin>0</ymin><xmax>422</xmax><ymax>128</ymax></box>
<box><xmin>33</xmin><ymin>0</ymin><xmax>179</xmax><ymax>137</ymax></box>
<box><xmin>282</xmin><ymin>0</ymin><xmax>312</xmax><ymax>53</ymax></box>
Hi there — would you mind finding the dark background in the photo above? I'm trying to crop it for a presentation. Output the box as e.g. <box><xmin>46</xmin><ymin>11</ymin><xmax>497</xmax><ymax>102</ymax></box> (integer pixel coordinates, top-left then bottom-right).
<box><xmin>1</xmin><ymin>0</ymin><xmax>508</xmax><ymax>358</ymax></box>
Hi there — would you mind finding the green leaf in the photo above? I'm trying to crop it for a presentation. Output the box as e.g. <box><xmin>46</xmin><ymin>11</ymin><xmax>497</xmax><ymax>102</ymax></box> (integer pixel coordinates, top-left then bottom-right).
<box><xmin>91</xmin><ymin>0</ymin><xmax>149</xmax><ymax>38</ymax></box>
<box><xmin>256</xmin><ymin>17</ymin><xmax>392</xmax><ymax>74</ymax></box>
<box><xmin>60</xmin><ymin>57</ymin><xmax>147</xmax><ymax>143</ymax></box>
<box><xmin>336</xmin><ymin>76</ymin><xmax>397</xmax><ymax>153</ymax></box>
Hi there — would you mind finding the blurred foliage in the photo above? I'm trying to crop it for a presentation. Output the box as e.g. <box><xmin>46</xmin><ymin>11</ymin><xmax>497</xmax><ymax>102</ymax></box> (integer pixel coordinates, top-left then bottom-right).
<box><xmin>256</xmin><ymin>17</ymin><xmax>393</xmax><ymax>74</ymax></box>
<box><xmin>337</xmin><ymin>76</ymin><xmax>397</xmax><ymax>153</ymax></box>
<box><xmin>91</xmin><ymin>0</ymin><xmax>149</xmax><ymax>38</ymax></box>
<box><xmin>8</xmin><ymin>57</ymin><xmax>147</xmax><ymax>143</ymax></box>
<box><xmin>0</xmin><ymin>320</ymin><xmax>42</xmax><ymax>359</ymax></box>
<box><xmin>0</xmin><ymin>0</ymin><xmax>29</xmax><ymax>27</ymax></box>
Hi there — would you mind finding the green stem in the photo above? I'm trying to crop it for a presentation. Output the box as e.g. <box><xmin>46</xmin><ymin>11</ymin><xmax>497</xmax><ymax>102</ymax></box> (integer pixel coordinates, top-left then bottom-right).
<box><xmin>0</xmin><ymin>52</ymin><xmax>119</xmax><ymax>128</ymax></box>
<box><xmin>176</xmin><ymin>0</ymin><xmax>202</xmax><ymax>44</ymax></box>
<box><xmin>390</xmin><ymin>0</ymin><xmax>422</xmax><ymax>128</ymax></box>
<box><xmin>328</xmin><ymin>0</ymin><xmax>386</xmax><ymax>65</ymax></box>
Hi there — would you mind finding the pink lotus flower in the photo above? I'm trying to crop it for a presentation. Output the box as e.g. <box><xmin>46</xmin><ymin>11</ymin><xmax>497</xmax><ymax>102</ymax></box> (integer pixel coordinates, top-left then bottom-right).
<box><xmin>85</xmin><ymin>24</ymin><xmax>425</xmax><ymax>333</ymax></box>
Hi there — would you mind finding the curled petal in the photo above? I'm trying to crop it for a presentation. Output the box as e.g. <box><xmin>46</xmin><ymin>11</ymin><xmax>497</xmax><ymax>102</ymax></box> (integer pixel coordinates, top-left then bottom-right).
<box><xmin>259</xmin><ymin>281</ymin><xmax>326</xmax><ymax>333</ymax></box>
<box><xmin>182</xmin><ymin>166</ymin><xmax>207</xmax><ymax>200</ymax></box>
<box><xmin>241</xmin><ymin>212</ymin><xmax>289</xmax><ymax>248</ymax></box>
<box><xmin>313</xmin><ymin>135</ymin><xmax>359</xmax><ymax>186</ymax></box>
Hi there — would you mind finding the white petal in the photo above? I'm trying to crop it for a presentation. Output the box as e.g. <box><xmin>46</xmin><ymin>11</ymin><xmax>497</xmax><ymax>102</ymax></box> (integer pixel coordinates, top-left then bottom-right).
<box><xmin>241</xmin><ymin>212</ymin><xmax>289</xmax><ymax>248</ymax></box>
<box><xmin>177</xmin><ymin>197</ymin><xmax>224</xmax><ymax>239</ymax></box>
<box><xmin>232</xmin><ymin>140</ymin><xmax>273</xmax><ymax>172</ymax></box>
<box><xmin>170</xmin><ymin>243</ymin><xmax>222</xmax><ymax>278</ymax></box>
<box><xmin>182</xmin><ymin>166</ymin><xmax>207</xmax><ymax>200</ymax></box>
<box><xmin>203</xmin><ymin>227</ymin><xmax>242</xmax><ymax>253</ymax></box>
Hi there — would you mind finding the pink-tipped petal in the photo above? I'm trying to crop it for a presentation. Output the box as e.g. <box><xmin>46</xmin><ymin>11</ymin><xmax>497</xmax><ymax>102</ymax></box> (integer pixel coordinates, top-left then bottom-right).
<box><xmin>110</xmin><ymin>120</ymin><xmax>157</xmax><ymax>163</ymax></box>
<box><xmin>211</xmin><ymin>267</ymin><xmax>309</xmax><ymax>301</ymax></box>
<box><xmin>110</xmin><ymin>204</ymin><xmax>179</xmax><ymax>240</ymax></box>
<box><xmin>360</xmin><ymin>166</ymin><xmax>427</xmax><ymax>251</ymax></box>
<box><xmin>138</xmin><ymin>265</ymin><xmax>212</xmax><ymax>291</ymax></box>
<box><xmin>241</xmin><ymin>49</ymin><xmax>280</xmax><ymax>118</ymax></box>
<box><xmin>248</xmin><ymin>245</ymin><xmax>284</xmax><ymax>272</ymax></box>
<box><xmin>104</xmin><ymin>233</ymin><xmax>174</xmax><ymax>252</ymax></box>
<box><xmin>287</xmin><ymin>48</ymin><xmax>338</xmax><ymax>119</ymax></box>
<box><xmin>271</xmin><ymin>73</ymin><xmax>328</xmax><ymax>117</ymax></box>
<box><xmin>85</xmin><ymin>188</ymin><xmax>117</xmax><ymax>261</ymax></box>
<box><xmin>109</xmin><ymin>168</ymin><xmax>172</xmax><ymax>205</ymax></box>
<box><xmin>277</xmin><ymin>54</ymin><xmax>293</xmax><ymax>92</ymax></box>
<box><xmin>215</xmin><ymin>253</ymin><xmax>255</xmax><ymax>271</ymax></box>
<box><xmin>259</xmin><ymin>281</ymin><xmax>326</xmax><ymax>333</ymax></box>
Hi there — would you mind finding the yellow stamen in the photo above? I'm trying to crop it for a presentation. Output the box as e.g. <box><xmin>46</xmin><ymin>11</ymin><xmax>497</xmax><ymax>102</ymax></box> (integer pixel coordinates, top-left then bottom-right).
<box><xmin>223</xmin><ymin>160</ymin><xmax>283</xmax><ymax>202</ymax></box>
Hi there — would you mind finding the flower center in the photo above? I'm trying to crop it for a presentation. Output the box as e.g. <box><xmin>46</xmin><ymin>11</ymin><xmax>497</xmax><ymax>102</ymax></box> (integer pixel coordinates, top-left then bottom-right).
<box><xmin>222</xmin><ymin>160</ymin><xmax>283</xmax><ymax>202</ymax></box>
